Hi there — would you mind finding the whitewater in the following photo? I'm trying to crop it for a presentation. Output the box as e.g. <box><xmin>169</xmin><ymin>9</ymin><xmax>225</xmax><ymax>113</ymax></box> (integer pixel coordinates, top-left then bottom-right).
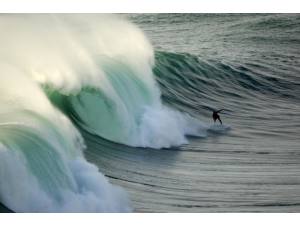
<box><xmin>0</xmin><ymin>14</ymin><xmax>211</xmax><ymax>212</ymax></box>
<box><xmin>1</xmin><ymin>14</ymin><xmax>300</xmax><ymax>213</ymax></box>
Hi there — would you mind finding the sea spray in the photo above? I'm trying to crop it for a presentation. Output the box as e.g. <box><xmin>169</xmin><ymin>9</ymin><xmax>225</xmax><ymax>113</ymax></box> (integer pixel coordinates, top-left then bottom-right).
<box><xmin>0</xmin><ymin>64</ymin><xmax>131</xmax><ymax>212</ymax></box>
<box><xmin>0</xmin><ymin>14</ymin><xmax>208</xmax><ymax>148</ymax></box>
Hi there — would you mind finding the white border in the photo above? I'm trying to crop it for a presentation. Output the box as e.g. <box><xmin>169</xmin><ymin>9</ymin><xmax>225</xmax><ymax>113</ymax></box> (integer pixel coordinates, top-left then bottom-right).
<box><xmin>0</xmin><ymin>1</ymin><xmax>299</xmax><ymax>224</ymax></box>
<box><xmin>1</xmin><ymin>213</ymin><xmax>300</xmax><ymax>225</ymax></box>
<box><xmin>0</xmin><ymin>0</ymin><xmax>299</xmax><ymax>13</ymax></box>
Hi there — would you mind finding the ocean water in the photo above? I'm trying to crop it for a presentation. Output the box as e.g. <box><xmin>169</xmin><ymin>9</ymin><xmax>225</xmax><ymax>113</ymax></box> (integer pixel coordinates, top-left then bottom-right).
<box><xmin>0</xmin><ymin>14</ymin><xmax>300</xmax><ymax>212</ymax></box>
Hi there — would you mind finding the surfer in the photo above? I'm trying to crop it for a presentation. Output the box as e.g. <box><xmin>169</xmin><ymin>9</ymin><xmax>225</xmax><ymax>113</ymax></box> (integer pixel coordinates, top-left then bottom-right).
<box><xmin>212</xmin><ymin>109</ymin><xmax>224</xmax><ymax>125</ymax></box>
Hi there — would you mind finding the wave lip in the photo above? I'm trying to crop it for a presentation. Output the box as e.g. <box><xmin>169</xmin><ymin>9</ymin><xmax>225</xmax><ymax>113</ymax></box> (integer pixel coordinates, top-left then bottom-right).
<box><xmin>10</xmin><ymin>14</ymin><xmax>209</xmax><ymax>149</ymax></box>
<box><xmin>1</xmin><ymin>14</ymin><xmax>227</xmax><ymax>212</ymax></box>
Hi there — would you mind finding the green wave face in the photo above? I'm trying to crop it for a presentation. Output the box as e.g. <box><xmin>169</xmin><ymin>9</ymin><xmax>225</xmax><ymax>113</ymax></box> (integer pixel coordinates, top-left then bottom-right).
<box><xmin>45</xmin><ymin>58</ymin><xmax>164</xmax><ymax>146</ymax></box>
<box><xmin>45</xmin><ymin>57</ymin><xmax>209</xmax><ymax>148</ymax></box>
<box><xmin>0</xmin><ymin>61</ymin><xmax>131</xmax><ymax>212</ymax></box>
<box><xmin>0</xmin><ymin>111</ymin><xmax>78</xmax><ymax>206</ymax></box>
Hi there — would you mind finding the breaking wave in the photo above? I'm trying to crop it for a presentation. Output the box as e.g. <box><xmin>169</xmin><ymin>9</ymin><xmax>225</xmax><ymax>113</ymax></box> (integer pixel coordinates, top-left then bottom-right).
<box><xmin>0</xmin><ymin>14</ymin><xmax>208</xmax><ymax>212</ymax></box>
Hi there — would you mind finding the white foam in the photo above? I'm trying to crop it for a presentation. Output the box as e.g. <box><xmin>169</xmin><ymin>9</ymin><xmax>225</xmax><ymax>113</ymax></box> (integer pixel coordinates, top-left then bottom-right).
<box><xmin>0</xmin><ymin>14</ymin><xmax>155</xmax><ymax>94</ymax></box>
<box><xmin>0</xmin><ymin>65</ymin><xmax>131</xmax><ymax>212</ymax></box>
<box><xmin>0</xmin><ymin>148</ymin><xmax>131</xmax><ymax>212</ymax></box>
<box><xmin>137</xmin><ymin>105</ymin><xmax>208</xmax><ymax>148</ymax></box>
<box><xmin>0</xmin><ymin>14</ymin><xmax>210</xmax><ymax>150</ymax></box>
<box><xmin>209</xmin><ymin>124</ymin><xmax>231</xmax><ymax>133</ymax></box>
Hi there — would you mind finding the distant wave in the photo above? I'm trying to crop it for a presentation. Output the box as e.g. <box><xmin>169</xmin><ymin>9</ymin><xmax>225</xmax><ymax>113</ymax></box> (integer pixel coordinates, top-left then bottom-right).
<box><xmin>154</xmin><ymin>51</ymin><xmax>300</xmax><ymax>117</ymax></box>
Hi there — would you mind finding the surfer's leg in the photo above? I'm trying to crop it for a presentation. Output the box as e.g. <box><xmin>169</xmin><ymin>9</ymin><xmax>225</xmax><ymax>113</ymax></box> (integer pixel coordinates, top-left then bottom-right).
<box><xmin>217</xmin><ymin>117</ymin><xmax>222</xmax><ymax>125</ymax></box>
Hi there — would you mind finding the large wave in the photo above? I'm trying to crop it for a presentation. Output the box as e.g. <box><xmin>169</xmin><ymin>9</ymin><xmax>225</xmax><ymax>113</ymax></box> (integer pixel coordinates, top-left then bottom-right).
<box><xmin>0</xmin><ymin>63</ymin><xmax>131</xmax><ymax>212</ymax></box>
<box><xmin>0</xmin><ymin>14</ymin><xmax>209</xmax><ymax>212</ymax></box>
<box><xmin>1</xmin><ymin>14</ymin><xmax>207</xmax><ymax>149</ymax></box>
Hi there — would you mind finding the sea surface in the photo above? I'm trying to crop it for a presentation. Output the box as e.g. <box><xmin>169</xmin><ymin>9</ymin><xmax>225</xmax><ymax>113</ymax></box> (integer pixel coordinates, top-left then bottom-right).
<box><xmin>0</xmin><ymin>14</ymin><xmax>299</xmax><ymax>212</ymax></box>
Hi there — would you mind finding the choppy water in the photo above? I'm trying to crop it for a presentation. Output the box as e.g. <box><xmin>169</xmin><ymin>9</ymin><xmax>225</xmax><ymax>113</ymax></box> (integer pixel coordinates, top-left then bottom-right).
<box><xmin>1</xmin><ymin>14</ymin><xmax>300</xmax><ymax>212</ymax></box>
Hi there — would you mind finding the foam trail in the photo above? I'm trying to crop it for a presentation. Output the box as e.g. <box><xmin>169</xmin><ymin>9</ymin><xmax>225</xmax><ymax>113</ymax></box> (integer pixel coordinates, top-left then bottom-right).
<box><xmin>0</xmin><ymin>64</ymin><xmax>131</xmax><ymax>212</ymax></box>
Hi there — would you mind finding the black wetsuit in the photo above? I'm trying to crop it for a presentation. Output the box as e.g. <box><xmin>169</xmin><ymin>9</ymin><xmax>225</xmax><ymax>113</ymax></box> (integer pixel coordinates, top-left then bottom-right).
<box><xmin>212</xmin><ymin>109</ymin><xmax>223</xmax><ymax>124</ymax></box>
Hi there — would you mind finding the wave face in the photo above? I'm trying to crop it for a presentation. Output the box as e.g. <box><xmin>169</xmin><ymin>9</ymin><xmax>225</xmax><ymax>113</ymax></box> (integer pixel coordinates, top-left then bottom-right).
<box><xmin>0</xmin><ymin>64</ymin><xmax>131</xmax><ymax>212</ymax></box>
<box><xmin>80</xmin><ymin>14</ymin><xmax>299</xmax><ymax>212</ymax></box>
<box><xmin>0</xmin><ymin>14</ymin><xmax>206</xmax><ymax>148</ymax></box>
<box><xmin>0</xmin><ymin>14</ymin><xmax>208</xmax><ymax>212</ymax></box>
<box><xmin>3</xmin><ymin>14</ymin><xmax>299</xmax><ymax>213</ymax></box>
<box><xmin>0</xmin><ymin>15</ymin><xmax>148</xmax><ymax>212</ymax></box>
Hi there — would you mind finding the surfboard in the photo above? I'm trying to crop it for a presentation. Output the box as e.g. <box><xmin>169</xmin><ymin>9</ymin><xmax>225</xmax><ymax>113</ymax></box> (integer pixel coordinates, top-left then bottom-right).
<box><xmin>208</xmin><ymin>124</ymin><xmax>231</xmax><ymax>133</ymax></box>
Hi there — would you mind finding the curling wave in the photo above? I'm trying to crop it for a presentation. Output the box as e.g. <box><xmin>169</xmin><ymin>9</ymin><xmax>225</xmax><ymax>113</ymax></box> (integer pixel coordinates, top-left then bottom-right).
<box><xmin>0</xmin><ymin>14</ymin><xmax>207</xmax><ymax>149</ymax></box>
<box><xmin>0</xmin><ymin>14</ymin><xmax>209</xmax><ymax>212</ymax></box>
